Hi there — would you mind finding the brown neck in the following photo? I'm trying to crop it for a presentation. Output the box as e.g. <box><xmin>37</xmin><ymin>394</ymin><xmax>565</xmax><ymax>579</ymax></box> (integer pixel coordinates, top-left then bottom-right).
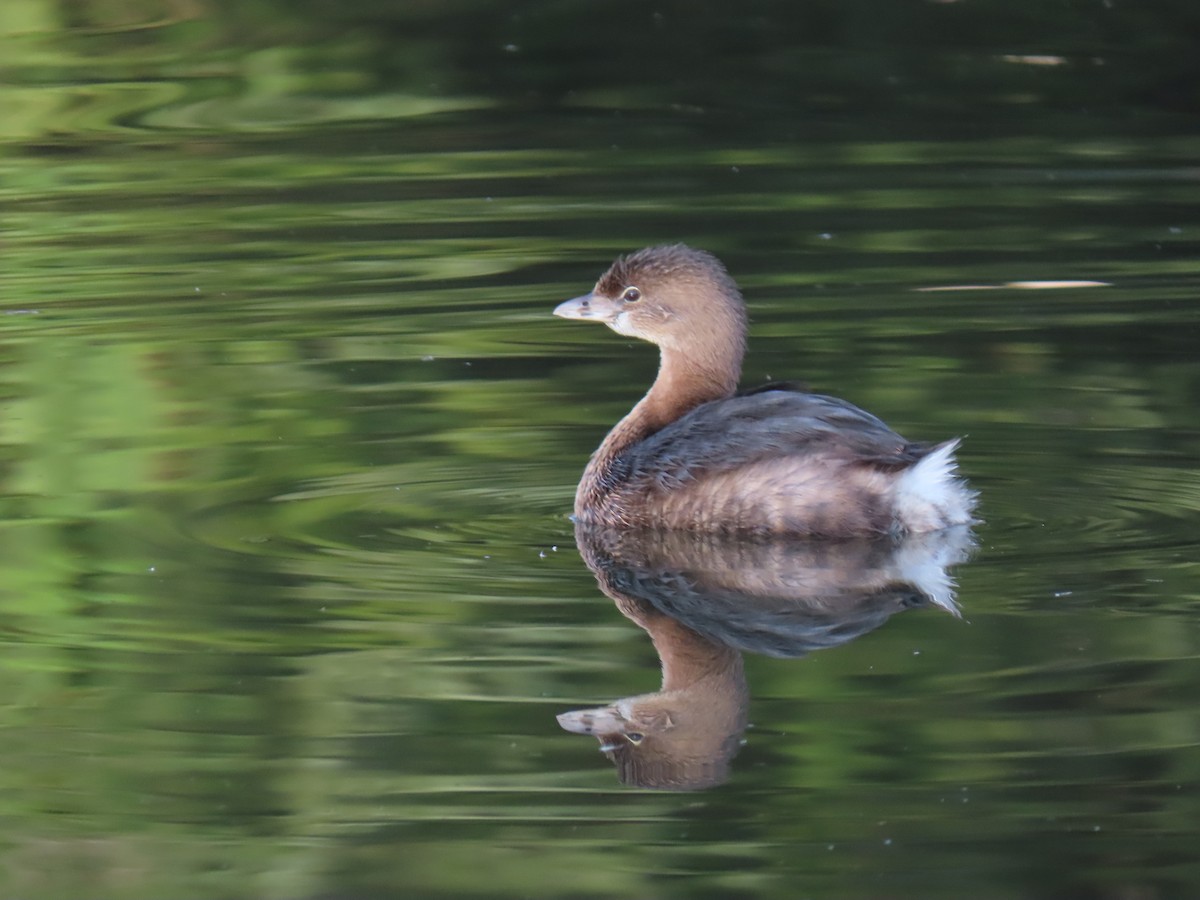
<box><xmin>643</xmin><ymin>347</ymin><xmax>739</xmax><ymax>427</ymax></box>
<box><xmin>647</xmin><ymin>614</ymin><xmax>745</xmax><ymax>693</ymax></box>
<box><xmin>611</xmin><ymin>594</ymin><xmax>744</xmax><ymax>692</ymax></box>
<box><xmin>580</xmin><ymin>346</ymin><xmax>741</xmax><ymax>507</ymax></box>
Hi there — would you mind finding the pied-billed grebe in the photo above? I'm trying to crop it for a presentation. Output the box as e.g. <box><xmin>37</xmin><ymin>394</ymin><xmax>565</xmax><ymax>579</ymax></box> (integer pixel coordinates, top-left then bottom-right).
<box><xmin>554</xmin><ymin>244</ymin><xmax>977</xmax><ymax>536</ymax></box>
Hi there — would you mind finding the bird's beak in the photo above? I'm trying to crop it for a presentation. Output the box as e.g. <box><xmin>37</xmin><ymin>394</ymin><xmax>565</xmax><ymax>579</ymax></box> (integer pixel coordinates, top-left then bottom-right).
<box><xmin>556</xmin><ymin>705</ymin><xmax>626</xmax><ymax>735</ymax></box>
<box><xmin>553</xmin><ymin>293</ymin><xmax>597</xmax><ymax>320</ymax></box>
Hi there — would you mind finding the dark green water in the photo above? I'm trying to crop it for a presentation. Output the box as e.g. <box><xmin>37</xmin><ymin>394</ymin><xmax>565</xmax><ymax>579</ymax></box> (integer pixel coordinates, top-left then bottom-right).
<box><xmin>2</xmin><ymin>2</ymin><xmax>1200</xmax><ymax>898</ymax></box>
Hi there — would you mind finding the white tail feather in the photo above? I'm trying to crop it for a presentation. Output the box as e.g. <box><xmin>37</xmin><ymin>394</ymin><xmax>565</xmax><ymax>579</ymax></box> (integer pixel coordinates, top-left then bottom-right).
<box><xmin>894</xmin><ymin>439</ymin><xmax>978</xmax><ymax>534</ymax></box>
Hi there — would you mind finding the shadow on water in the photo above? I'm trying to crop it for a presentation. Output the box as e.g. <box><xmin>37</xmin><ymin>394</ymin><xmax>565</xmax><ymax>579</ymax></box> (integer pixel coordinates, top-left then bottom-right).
<box><xmin>558</xmin><ymin>521</ymin><xmax>975</xmax><ymax>790</ymax></box>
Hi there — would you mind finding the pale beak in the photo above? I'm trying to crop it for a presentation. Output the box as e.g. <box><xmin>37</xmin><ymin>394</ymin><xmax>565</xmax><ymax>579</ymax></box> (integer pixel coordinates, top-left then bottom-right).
<box><xmin>556</xmin><ymin>705</ymin><xmax>626</xmax><ymax>735</ymax></box>
<box><xmin>553</xmin><ymin>293</ymin><xmax>598</xmax><ymax>320</ymax></box>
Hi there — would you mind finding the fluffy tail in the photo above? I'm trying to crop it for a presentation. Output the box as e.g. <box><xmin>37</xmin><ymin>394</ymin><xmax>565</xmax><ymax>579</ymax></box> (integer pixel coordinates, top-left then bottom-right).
<box><xmin>894</xmin><ymin>439</ymin><xmax>978</xmax><ymax>534</ymax></box>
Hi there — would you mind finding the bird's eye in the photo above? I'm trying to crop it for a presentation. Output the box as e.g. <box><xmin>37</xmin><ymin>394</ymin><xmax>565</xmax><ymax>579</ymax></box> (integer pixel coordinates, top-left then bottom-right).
<box><xmin>625</xmin><ymin>732</ymin><xmax>645</xmax><ymax>744</ymax></box>
<box><xmin>621</xmin><ymin>287</ymin><xmax>641</xmax><ymax>303</ymax></box>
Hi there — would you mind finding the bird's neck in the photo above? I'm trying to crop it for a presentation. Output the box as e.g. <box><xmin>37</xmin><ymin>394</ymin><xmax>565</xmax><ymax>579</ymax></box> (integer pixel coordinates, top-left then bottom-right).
<box><xmin>578</xmin><ymin>346</ymin><xmax>741</xmax><ymax>510</ymax></box>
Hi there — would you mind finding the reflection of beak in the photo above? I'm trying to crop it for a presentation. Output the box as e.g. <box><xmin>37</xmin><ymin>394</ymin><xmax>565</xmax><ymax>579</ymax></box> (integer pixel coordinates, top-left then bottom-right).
<box><xmin>553</xmin><ymin>293</ymin><xmax>598</xmax><ymax>320</ymax></box>
<box><xmin>557</xmin><ymin>706</ymin><xmax>625</xmax><ymax>735</ymax></box>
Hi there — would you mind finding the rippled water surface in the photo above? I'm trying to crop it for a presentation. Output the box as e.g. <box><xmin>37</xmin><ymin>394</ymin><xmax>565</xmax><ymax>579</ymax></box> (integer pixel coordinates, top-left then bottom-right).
<box><xmin>3</xmin><ymin>3</ymin><xmax>1200</xmax><ymax>898</ymax></box>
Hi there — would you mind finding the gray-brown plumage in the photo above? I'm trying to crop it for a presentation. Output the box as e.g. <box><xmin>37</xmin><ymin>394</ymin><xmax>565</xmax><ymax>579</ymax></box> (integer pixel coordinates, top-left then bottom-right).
<box><xmin>554</xmin><ymin>244</ymin><xmax>976</xmax><ymax>537</ymax></box>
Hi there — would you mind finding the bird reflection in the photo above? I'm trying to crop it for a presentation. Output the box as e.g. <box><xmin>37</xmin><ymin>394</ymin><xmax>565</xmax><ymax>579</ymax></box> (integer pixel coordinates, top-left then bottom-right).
<box><xmin>558</xmin><ymin>522</ymin><xmax>975</xmax><ymax>790</ymax></box>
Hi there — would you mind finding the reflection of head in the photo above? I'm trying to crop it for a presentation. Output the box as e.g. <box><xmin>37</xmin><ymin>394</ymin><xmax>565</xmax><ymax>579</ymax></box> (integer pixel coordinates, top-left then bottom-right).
<box><xmin>558</xmin><ymin>645</ymin><xmax>747</xmax><ymax>790</ymax></box>
<box><xmin>607</xmin><ymin>731</ymin><xmax>740</xmax><ymax>791</ymax></box>
<box><xmin>559</xmin><ymin>522</ymin><xmax>974</xmax><ymax>789</ymax></box>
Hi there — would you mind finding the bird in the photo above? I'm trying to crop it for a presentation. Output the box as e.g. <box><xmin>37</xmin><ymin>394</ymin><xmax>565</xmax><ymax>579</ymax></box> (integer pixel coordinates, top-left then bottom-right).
<box><xmin>554</xmin><ymin>244</ymin><xmax>976</xmax><ymax>537</ymax></box>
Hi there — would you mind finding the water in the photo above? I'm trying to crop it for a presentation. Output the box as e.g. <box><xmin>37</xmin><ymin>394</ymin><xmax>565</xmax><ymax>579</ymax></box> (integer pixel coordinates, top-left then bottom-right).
<box><xmin>2</xmin><ymin>3</ymin><xmax>1200</xmax><ymax>898</ymax></box>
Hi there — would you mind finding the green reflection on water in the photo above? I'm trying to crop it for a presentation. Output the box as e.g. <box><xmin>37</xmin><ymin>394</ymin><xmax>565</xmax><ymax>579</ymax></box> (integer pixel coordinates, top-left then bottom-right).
<box><xmin>2</xmin><ymin>1</ymin><xmax>1200</xmax><ymax>898</ymax></box>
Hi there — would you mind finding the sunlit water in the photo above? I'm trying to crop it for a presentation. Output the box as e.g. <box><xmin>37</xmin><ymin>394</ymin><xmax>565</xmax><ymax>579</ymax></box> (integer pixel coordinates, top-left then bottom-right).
<box><xmin>2</xmin><ymin>5</ymin><xmax>1200</xmax><ymax>899</ymax></box>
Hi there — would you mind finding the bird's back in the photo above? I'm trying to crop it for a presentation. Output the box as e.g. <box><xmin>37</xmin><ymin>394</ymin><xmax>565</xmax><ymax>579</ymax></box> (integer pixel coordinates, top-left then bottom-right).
<box><xmin>580</xmin><ymin>386</ymin><xmax>975</xmax><ymax>536</ymax></box>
